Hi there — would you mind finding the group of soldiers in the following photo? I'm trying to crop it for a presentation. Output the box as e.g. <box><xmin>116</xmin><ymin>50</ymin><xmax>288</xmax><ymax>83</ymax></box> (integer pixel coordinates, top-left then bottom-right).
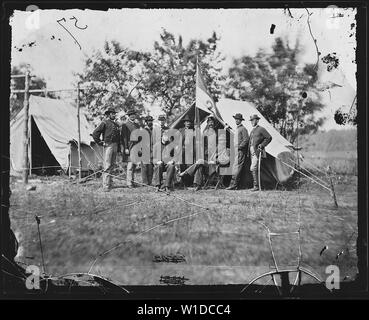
<box><xmin>91</xmin><ymin>107</ymin><xmax>272</xmax><ymax>192</ymax></box>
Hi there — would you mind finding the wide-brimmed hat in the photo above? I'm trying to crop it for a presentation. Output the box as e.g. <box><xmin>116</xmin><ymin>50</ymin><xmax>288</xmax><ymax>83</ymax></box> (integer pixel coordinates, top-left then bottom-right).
<box><xmin>145</xmin><ymin>115</ymin><xmax>154</xmax><ymax>121</ymax></box>
<box><xmin>158</xmin><ymin>114</ymin><xmax>166</xmax><ymax>121</ymax></box>
<box><xmin>105</xmin><ymin>107</ymin><xmax>117</xmax><ymax>115</ymax></box>
<box><xmin>126</xmin><ymin>109</ymin><xmax>137</xmax><ymax>116</ymax></box>
<box><xmin>182</xmin><ymin>114</ymin><xmax>192</xmax><ymax>122</ymax></box>
<box><xmin>233</xmin><ymin>113</ymin><xmax>245</xmax><ymax>121</ymax></box>
<box><xmin>249</xmin><ymin>114</ymin><xmax>261</xmax><ymax>121</ymax></box>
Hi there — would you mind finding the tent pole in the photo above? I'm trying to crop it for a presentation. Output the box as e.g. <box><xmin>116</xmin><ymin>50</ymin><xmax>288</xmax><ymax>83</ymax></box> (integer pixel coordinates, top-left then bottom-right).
<box><xmin>195</xmin><ymin>57</ymin><xmax>202</xmax><ymax>162</ymax></box>
<box><xmin>29</xmin><ymin>115</ymin><xmax>32</xmax><ymax>176</ymax></box>
<box><xmin>69</xmin><ymin>143</ymin><xmax>72</xmax><ymax>179</ymax></box>
<box><xmin>77</xmin><ymin>83</ymin><xmax>82</xmax><ymax>181</ymax></box>
<box><xmin>22</xmin><ymin>71</ymin><xmax>30</xmax><ymax>185</ymax></box>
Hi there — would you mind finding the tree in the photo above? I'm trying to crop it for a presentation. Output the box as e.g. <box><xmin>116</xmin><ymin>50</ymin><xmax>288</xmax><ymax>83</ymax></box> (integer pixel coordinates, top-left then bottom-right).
<box><xmin>141</xmin><ymin>29</ymin><xmax>225</xmax><ymax>121</ymax></box>
<box><xmin>225</xmin><ymin>37</ymin><xmax>325</xmax><ymax>143</ymax></box>
<box><xmin>77</xmin><ymin>40</ymin><xmax>147</xmax><ymax>124</ymax></box>
<box><xmin>10</xmin><ymin>63</ymin><xmax>56</xmax><ymax>120</ymax></box>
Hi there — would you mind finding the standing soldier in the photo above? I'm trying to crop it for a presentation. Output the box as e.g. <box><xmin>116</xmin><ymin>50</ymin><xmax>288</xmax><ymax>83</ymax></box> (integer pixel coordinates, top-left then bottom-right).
<box><xmin>121</xmin><ymin>109</ymin><xmax>140</xmax><ymax>188</ymax></box>
<box><xmin>178</xmin><ymin>114</ymin><xmax>194</xmax><ymax>176</ymax></box>
<box><xmin>226</xmin><ymin>113</ymin><xmax>249</xmax><ymax>190</ymax></box>
<box><xmin>141</xmin><ymin>115</ymin><xmax>154</xmax><ymax>185</ymax></box>
<box><xmin>248</xmin><ymin>114</ymin><xmax>272</xmax><ymax>191</ymax></box>
<box><xmin>92</xmin><ymin>108</ymin><xmax>121</xmax><ymax>191</ymax></box>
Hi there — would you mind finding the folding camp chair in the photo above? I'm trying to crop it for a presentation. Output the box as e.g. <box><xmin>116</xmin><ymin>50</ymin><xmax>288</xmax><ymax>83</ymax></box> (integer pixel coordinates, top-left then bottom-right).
<box><xmin>203</xmin><ymin>164</ymin><xmax>227</xmax><ymax>190</ymax></box>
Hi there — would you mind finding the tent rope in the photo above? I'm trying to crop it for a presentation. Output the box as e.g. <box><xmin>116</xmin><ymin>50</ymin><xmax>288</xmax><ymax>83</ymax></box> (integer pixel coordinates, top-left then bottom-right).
<box><xmin>276</xmin><ymin>158</ymin><xmax>332</xmax><ymax>192</ymax></box>
<box><xmin>286</xmin><ymin>157</ymin><xmax>331</xmax><ymax>188</ymax></box>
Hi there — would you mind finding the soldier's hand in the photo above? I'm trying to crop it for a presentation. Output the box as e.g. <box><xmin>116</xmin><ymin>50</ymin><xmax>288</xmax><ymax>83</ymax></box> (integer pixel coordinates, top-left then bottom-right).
<box><xmin>258</xmin><ymin>145</ymin><xmax>263</xmax><ymax>150</ymax></box>
<box><xmin>125</xmin><ymin>149</ymin><xmax>130</xmax><ymax>155</ymax></box>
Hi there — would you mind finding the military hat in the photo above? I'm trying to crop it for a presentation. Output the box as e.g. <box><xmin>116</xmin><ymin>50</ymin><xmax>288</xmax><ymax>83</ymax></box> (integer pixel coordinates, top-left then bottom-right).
<box><xmin>126</xmin><ymin>109</ymin><xmax>137</xmax><ymax>116</ymax></box>
<box><xmin>158</xmin><ymin>114</ymin><xmax>166</xmax><ymax>121</ymax></box>
<box><xmin>233</xmin><ymin>113</ymin><xmax>245</xmax><ymax>121</ymax></box>
<box><xmin>249</xmin><ymin>114</ymin><xmax>261</xmax><ymax>121</ymax></box>
<box><xmin>182</xmin><ymin>114</ymin><xmax>192</xmax><ymax>122</ymax></box>
<box><xmin>145</xmin><ymin>115</ymin><xmax>154</xmax><ymax>121</ymax></box>
<box><xmin>105</xmin><ymin>107</ymin><xmax>117</xmax><ymax>115</ymax></box>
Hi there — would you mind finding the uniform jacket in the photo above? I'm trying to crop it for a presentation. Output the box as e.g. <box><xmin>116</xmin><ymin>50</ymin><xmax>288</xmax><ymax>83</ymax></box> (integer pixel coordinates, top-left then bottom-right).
<box><xmin>144</xmin><ymin>125</ymin><xmax>154</xmax><ymax>161</ymax></box>
<box><xmin>203</xmin><ymin>127</ymin><xmax>217</xmax><ymax>161</ymax></box>
<box><xmin>179</xmin><ymin>127</ymin><xmax>195</xmax><ymax>163</ymax></box>
<box><xmin>92</xmin><ymin>119</ymin><xmax>120</xmax><ymax>145</ymax></box>
<box><xmin>152</xmin><ymin>124</ymin><xmax>171</xmax><ymax>163</ymax></box>
<box><xmin>235</xmin><ymin>124</ymin><xmax>249</xmax><ymax>152</ymax></box>
<box><xmin>121</xmin><ymin>120</ymin><xmax>141</xmax><ymax>151</ymax></box>
<box><xmin>248</xmin><ymin>125</ymin><xmax>272</xmax><ymax>157</ymax></box>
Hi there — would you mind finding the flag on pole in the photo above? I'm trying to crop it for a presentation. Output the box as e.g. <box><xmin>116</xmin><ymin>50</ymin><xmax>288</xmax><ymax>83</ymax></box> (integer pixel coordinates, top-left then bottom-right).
<box><xmin>195</xmin><ymin>61</ymin><xmax>222</xmax><ymax>119</ymax></box>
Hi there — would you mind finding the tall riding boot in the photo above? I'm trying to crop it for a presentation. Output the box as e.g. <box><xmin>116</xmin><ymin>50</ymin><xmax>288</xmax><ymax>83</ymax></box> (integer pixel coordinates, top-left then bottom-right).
<box><xmin>251</xmin><ymin>170</ymin><xmax>259</xmax><ymax>191</ymax></box>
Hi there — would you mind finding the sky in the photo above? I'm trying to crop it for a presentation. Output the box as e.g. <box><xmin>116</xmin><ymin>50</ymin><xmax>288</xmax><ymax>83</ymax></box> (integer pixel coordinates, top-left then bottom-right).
<box><xmin>10</xmin><ymin>7</ymin><xmax>357</xmax><ymax>130</ymax></box>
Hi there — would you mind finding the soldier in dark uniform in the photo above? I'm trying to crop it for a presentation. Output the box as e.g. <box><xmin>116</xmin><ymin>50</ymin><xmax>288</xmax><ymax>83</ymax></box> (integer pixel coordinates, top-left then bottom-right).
<box><xmin>152</xmin><ymin>114</ymin><xmax>176</xmax><ymax>192</ymax></box>
<box><xmin>179</xmin><ymin>115</ymin><xmax>217</xmax><ymax>190</ymax></box>
<box><xmin>178</xmin><ymin>114</ymin><xmax>194</xmax><ymax>182</ymax></box>
<box><xmin>92</xmin><ymin>107</ymin><xmax>121</xmax><ymax>191</ymax></box>
<box><xmin>141</xmin><ymin>115</ymin><xmax>154</xmax><ymax>185</ymax></box>
<box><xmin>226</xmin><ymin>113</ymin><xmax>249</xmax><ymax>190</ymax></box>
<box><xmin>121</xmin><ymin>109</ymin><xmax>141</xmax><ymax>188</ymax></box>
<box><xmin>248</xmin><ymin>114</ymin><xmax>272</xmax><ymax>191</ymax></box>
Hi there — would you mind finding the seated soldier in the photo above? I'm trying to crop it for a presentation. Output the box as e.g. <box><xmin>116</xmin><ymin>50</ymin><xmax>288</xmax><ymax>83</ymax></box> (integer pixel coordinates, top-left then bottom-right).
<box><xmin>152</xmin><ymin>115</ymin><xmax>177</xmax><ymax>192</ymax></box>
<box><xmin>180</xmin><ymin>120</ymin><xmax>230</xmax><ymax>191</ymax></box>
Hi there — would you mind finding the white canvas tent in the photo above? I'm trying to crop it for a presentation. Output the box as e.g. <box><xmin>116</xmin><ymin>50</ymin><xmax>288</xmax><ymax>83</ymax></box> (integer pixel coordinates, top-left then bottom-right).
<box><xmin>217</xmin><ymin>98</ymin><xmax>296</xmax><ymax>185</ymax></box>
<box><xmin>10</xmin><ymin>95</ymin><xmax>103</xmax><ymax>175</ymax></box>
<box><xmin>169</xmin><ymin>98</ymin><xmax>296</xmax><ymax>187</ymax></box>
<box><xmin>217</xmin><ymin>98</ymin><xmax>294</xmax><ymax>157</ymax></box>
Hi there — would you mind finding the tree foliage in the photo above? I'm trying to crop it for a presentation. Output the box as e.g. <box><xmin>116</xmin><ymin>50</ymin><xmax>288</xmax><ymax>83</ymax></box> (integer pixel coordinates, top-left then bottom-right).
<box><xmin>140</xmin><ymin>29</ymin><xmax>225</xmax><ymax>121</ymax></box>
<box><xmin>78</xmin><ymin>30</ymin><xmax>225</xmax><ymax>123</ymax></box>
<box><xmin>78</xmin><ymin>40</ymin><xmax>147</xmax><ymax>124</ymax></box>
<box><xmin>225</xmin><ymin>37</ymin><xmax>325</xmax><ymax>143</ymax></box>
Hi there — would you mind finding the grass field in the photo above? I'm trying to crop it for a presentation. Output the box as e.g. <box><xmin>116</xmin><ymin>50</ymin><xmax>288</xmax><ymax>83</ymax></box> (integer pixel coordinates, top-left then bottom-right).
<box><xmin>301</xmin><ymin>150</ymin><xmax>357</xmax><ymax>176</ymax></box>
<box><xmin>9</xmin><ymin>169</ymin><xmax>358</xmax><ymax>287</ymax></box>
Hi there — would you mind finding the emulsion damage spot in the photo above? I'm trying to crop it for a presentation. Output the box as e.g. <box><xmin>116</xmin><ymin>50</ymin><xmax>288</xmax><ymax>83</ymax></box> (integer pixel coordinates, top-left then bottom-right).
<box><xmin>321</xmin><ymin>53</ymin><xmax>339</xmax><ymax>72</ymax></box>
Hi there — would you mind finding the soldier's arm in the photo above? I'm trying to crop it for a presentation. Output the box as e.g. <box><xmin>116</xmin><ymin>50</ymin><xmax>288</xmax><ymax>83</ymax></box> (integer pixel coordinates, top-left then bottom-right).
<box><xmin>259</xmin><ymin>128</ymin><xmax>272</xmax><ymax>148</ymax></box>
<box><xmin>92</xmin><ymin>122</ymin><xmax>105</xmax><ymax>144</ymax></box>
<box><xmin>238</xmin><ymin>127</ymin><xmax>249</xmax><ymax>150</ymax></box>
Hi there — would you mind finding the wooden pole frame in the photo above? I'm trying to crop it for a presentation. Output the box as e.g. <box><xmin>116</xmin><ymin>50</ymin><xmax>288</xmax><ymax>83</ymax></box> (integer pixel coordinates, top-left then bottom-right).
<box><xmin>11</xmin><ymin>75</ymin><xmax>87</xmax><ymax>181</ymax></box>
<box><xmin>77</xmin><ymin>83</ymin><xmax>82</xmax><ymax>181</ymax></box>
<box><xmin>22</xmin><ymin>71</ymin><xmax>30</xmax><ymax>184</ymax></box>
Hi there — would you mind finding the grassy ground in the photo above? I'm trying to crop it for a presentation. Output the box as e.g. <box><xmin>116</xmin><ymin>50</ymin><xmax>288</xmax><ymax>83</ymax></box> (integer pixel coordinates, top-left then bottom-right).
<box><xmin>9</xmin><ymin>171</ymin><xmax>358</xmax><ymax>286</ymax></box>
<box><xmin>302</xmin><ymin>150</ymin><xmax>357</xmax><ymax>176</ymax></box>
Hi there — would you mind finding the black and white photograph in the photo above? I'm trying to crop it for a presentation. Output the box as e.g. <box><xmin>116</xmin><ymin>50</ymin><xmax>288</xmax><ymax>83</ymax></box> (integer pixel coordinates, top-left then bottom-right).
<box><xmin>1</xmin><ymin>2</ymin><xmax>367</xmax><ymax>302</ymax></box>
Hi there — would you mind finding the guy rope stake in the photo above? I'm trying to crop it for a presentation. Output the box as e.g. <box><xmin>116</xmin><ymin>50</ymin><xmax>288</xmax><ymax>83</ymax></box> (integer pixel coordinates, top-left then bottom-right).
<box><xmin>35</xmin><ymin>215</ymin><xmax>47</xmax><ymax>275</ymax></box>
